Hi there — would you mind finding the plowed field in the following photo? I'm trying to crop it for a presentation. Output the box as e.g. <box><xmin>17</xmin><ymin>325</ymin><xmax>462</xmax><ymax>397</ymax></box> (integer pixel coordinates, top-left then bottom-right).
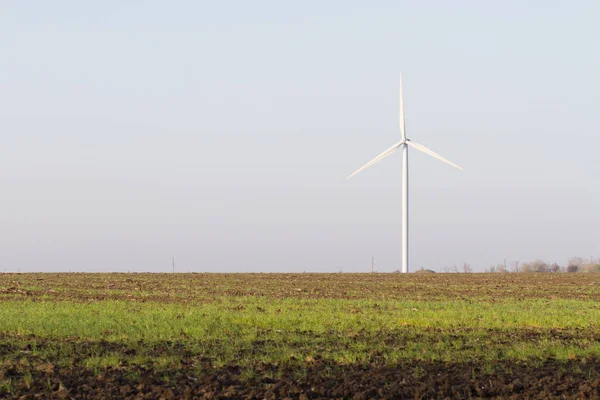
<box><xmin>1</xmin><ymin>273</ymin><xmax>600</xmax><ymax>399</ymax></box>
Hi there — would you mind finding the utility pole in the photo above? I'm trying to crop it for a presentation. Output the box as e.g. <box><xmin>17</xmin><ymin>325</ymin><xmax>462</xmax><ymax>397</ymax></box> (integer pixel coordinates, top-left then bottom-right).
<box><xmin>371</xmin><ymin>256</ymin><xmax>375</xmax><ymax>273</ymax></box>
<box><xmin>172</xmin><ymin>256</ymin><xmax>175</xmax><ymax>274</ymax></box>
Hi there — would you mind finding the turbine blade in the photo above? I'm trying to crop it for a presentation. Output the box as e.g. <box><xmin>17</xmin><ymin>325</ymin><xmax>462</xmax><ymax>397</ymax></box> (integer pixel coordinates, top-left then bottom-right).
<box><xmin>407</xmin><ymin>141</ymin><xmax>464</xmax><ymax>171</ymax></box>
<box><xmin>399</xmin><ymin>73</ymin><xmax>406</xmax><ymax>140</ymax></box>
<box><xmin>347</xmin><ymin>141</ymin><xmax>403</xmax><ymax>179</ymax></box>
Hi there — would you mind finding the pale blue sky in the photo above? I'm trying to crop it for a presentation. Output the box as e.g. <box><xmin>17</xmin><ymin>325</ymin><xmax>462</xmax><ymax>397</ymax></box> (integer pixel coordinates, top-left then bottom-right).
<box><xmin>1</xmin><ymin>1</ymin><xmax>599</xmax><ymax>272</ymax></box>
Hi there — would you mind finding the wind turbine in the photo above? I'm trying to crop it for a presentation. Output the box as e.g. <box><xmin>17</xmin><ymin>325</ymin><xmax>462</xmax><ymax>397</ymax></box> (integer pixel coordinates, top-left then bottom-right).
<box><xmin>346</xmin><ymin>74</ymin><xmax>463</xmax><ymax>273</ymax></box>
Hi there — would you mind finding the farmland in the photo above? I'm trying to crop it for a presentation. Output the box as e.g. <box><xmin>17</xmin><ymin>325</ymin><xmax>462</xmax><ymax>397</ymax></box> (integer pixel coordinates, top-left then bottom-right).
<box><xmin>1</xmin><ymin>273</ymin><xmax>600</xmax><ymax>399</ymax></box>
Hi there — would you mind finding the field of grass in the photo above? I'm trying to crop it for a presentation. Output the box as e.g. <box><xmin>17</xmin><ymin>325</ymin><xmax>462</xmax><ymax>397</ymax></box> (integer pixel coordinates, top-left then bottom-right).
<box><xmin>1</xmin><ymin>273</ymin><xmax>600</xmax><ymax>398</ymax></box>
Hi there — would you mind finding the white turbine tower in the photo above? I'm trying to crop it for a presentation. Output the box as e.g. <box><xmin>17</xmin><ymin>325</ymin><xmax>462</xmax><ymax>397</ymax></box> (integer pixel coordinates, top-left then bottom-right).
<box><xmin>347</xmin><ymin>74</ymin><xmax>463</xmax><ymax>273</ymax></box>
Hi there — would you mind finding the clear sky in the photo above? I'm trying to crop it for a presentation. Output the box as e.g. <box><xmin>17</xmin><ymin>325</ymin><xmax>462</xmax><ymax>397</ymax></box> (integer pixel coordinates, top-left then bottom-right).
<box><xmin>1</xmin><ymin>1</ymin><xmax>599</xmax><ymax>273</ymax></box>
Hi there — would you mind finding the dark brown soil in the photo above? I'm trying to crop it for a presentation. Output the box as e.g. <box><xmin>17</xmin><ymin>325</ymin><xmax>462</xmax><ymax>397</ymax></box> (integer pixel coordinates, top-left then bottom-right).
<box><xmin>3</xmin><ymin>357</ymin><xmax>600</xmax><ymax>399</ymax></box>
<box><xmin>2</xmin><ymin>333</ymin><xmax>600</xmax><ymax>399</ymax></box>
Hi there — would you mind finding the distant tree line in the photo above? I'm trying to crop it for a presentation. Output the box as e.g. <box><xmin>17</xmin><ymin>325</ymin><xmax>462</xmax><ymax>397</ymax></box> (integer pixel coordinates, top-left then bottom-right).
<box><xmin>441</xmin><ymin>263</ymin><xmax>473</xmax><ymax>273</ymax></box>
<box><xmin>484</xmin><ymin>257</ymin><xmax>600</xmax><ymax>273</ymax></box>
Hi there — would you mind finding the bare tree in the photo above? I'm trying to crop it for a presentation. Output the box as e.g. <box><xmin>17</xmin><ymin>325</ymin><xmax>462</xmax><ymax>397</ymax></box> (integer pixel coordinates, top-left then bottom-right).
<box><xmin>462</xmin><ymin>262</ymin><xmax>473</xmax><ymax>273</ymax></box>
<box><xmin>568</xmin><ymin>257</ymin><xmax>587</xmax><ymax>270</ymax></box>
<box><xmin>522</xmin><ymin>259</ymin><xmax>549</xmax><ymax>273</ymax></box>
<box><xmin>566</xmin><ymin>256</ymin><xmax>600</xmax><ymax>273</ymax></box>
<box><xmin>582</xmin><ymin>263</ymin><xmax>600</xmax><ymax>273</ymax></box>
<box><xmin>496</xmin><ymin>263</ymin><xmax>508</xmax><ymax>273</ymax></box>
<box><xmin>511</xmin><ymin>261</ymin><xmax>521</xmax><ymax>273</ymax></box>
